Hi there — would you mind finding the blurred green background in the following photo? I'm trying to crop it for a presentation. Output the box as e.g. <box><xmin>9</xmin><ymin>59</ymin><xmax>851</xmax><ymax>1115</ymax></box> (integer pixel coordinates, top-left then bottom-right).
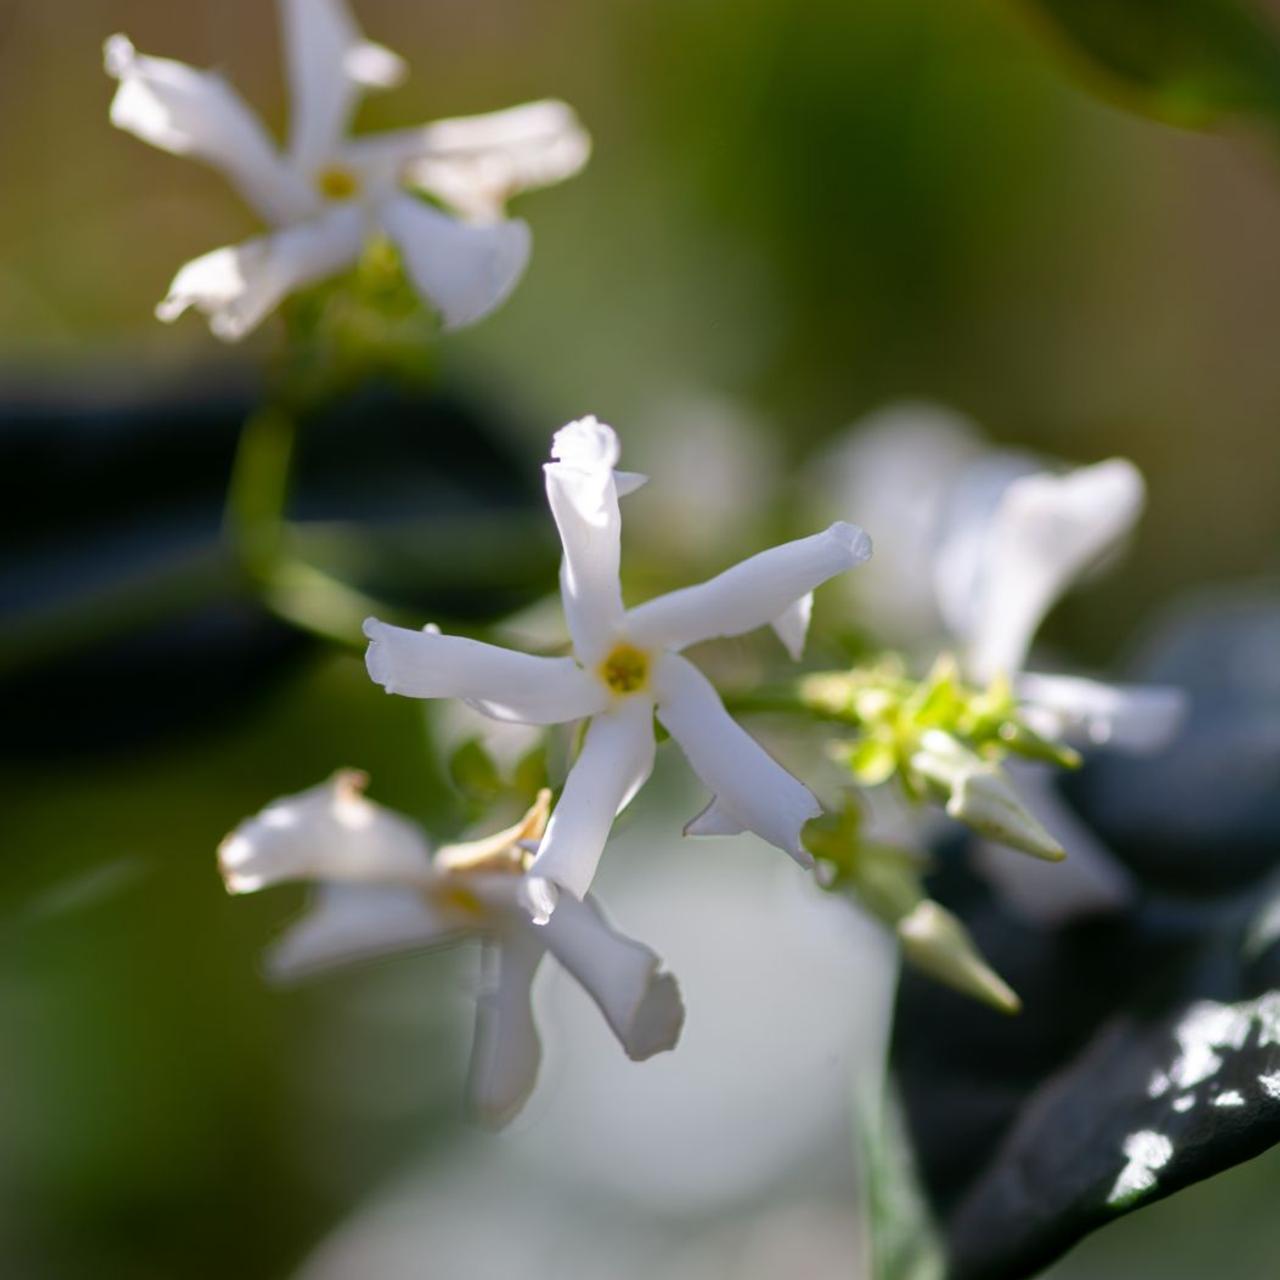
<box><xmin>3</xmin><ymin>0</ymin><xmax>1280</xmax><ymax>1276</ymax></box>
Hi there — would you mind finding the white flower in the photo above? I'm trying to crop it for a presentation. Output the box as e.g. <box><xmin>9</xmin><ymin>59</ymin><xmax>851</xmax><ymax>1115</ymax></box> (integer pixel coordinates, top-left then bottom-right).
<box><xmin>218</xmin><ymin>772</ymin><xmax>684</xmax><ymax>1128</ymax></box>
<box><xmin>935</xmin><ymin>454</ymin><xmax>1186</xmax><ymax>754</ymax></box>
<box><xmin>364</xmin><ymin>416</ymin><xmax>873</xmax><ymax>900</ymax></box>
<box><xmin>104</xmin><ymin>0</ymin><xmax>589</xmax><ymax>340</ymax></box>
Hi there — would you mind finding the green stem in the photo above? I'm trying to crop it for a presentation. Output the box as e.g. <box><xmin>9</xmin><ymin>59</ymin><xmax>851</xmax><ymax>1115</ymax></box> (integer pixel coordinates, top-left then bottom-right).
<box><xmin>224</xmin><ymin>406</ymin><xmax>297</xmax><ymax>582</ymax></box>
<box><xmin>222</xmin><ymin>403</ymin><xmax>417</xmax><ymax>652</ymax></box>
<box><xmin>721</xmin><ymin>681</ymin><xmax>862</xmax><ymax>726</ymax></box>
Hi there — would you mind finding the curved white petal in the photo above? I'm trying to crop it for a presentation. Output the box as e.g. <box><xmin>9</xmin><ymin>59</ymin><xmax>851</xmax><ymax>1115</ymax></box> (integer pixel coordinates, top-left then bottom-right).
<box><xmin>467</xmin><ymin>936</ymin><xmax>545</xmax><ymax>1129</ymax></box>
<box><xmin>156</xmin><ymin>206</ymin><xmax>364</xmax><ymax>340</ymax></box>
<box><xmin>653</xmin><ymin>653</ymin><xmax>819</xmax><ymax>867</ymax></box>
<box><xmin>363</xmin><ymin>619</ymin><xmax>608</xmax><ymax>725</ymax></box>
<box><xmin>684</xmin><ymin>797</ymin><xmax>746</xmax><ymax>837</ymax></box>
<box><xmin>770</xmin><ymin>592</ymin><xmax>813</xmax><ymax>662</ymax></box>
<box><xmin>529</xmin><ymin>697</ymin><xmax>656</xmax><ymax>899</ymax></box>
<box><xmin>217</xmin><ymin>770</ymin><xmax>431</xmax><ymax>894</ymax></box>
<box><xmin>379</xmin><ymin>194</ymin><xmax>531</xmax><ymax>331</ymax></box>
<box><xmin>104</xmin><ymin>34</ymin><xmax>309</xmax><ymax>225</ymax></box>
<box><xmin>391</xmin><ymin>99</ymin><xmax>592</xmax><ymax>221</ymax></box>
<box><xmin>543</xmin><ymin>417</ymin><xmax>629</xmax><ymax>663</ymax></box>
<box><xmin>279</xmin><ymin>0</ymin><xmax>406</xmax><ymax>169</ymax></box>
<box><xmin>266</xmin><ymin>882</ymin><xmax>463</xmax><ymax>981</ymax></box>
<box><xmin>533</xmin><ymin>887</ymin><xmax>684</xmax><ymax>1060</ymax></box>
<box><xmin>931</xmin><ymin>450</ymin><xmax>1042</xmax><ymax>649</ymax></box>
<box><xmin>967</xmin><ymin>458</ymin><xmax>1146</xmax><ymax>681</ymax></box>
<box><xmin>626</xmin><ymin>523</ymin><xmax>871</xmax><ymax>655</ymax></box>
<box><xmin>1017</xmin><ymin>672</ymin><xmax>1187</xmax><ymax>754</ymax></box>
<box><xmin>808</xmin><ymin>401</ymin><xmax>984</xmax><ymax>642</ymax></box>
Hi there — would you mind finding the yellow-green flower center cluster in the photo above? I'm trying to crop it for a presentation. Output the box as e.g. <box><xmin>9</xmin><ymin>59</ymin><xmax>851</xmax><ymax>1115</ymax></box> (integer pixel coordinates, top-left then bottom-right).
<box><xmin>315</xmin><ymin>165</ymin><xmax>362</xmax><ymax>201</ymax></box>
<box><xmin>599</xmin><ymin>643</ymin><xmax>651</xmax><ymax>696</ymax></box>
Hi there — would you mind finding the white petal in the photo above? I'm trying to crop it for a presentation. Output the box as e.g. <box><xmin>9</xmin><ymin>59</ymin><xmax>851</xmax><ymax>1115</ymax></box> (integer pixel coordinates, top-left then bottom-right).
<box><xmin>653</xmin><ymin>652</ymin><xmax>819</xmax><ymax>867</ymax></box>
<box><xmin>157</xmin><ymin>206</ymin><xmax>364</xmax><ymax>340</ymax></box>
<box><xmin>771</xmin><ymin>592</ymin><xmax>813</xmax><ymax>661</ymax></box>
<box><xmin>363</xmin><ymin>619</ymin><xmax>608</xmax><ymax>724</ymax></box>
<box><xmin>1017</xmin><ymin>672</ymin><xmax>1187</xmax><ymax>754</ymax></box>
<box><xmin>396</xmin><ymin>99</ymin><xmax>591</xmax><ymax>221</ymax></box>
<box><xmin>625</xmin><ymin>523</ymin><xmax>871</xmax><ymax>655</ymax></box>
<box><xmin>467</xmin><ymin>937</ymin><xmax>545</xmax><ymax>1129</ymax></box>
<box><xmin>104</xmin><ymin>34</ymin><xmax>309</xmax><ymax>225</ymax></box>
<box><xmin>543</xmin><ymin>417</ymin><xmax>629</xmax><ymax>663</ymax></box>
<box><xmin>533</xmin><ymin>888</ymin><xmax>684</xmax><ymax>1060</ymax></box>
<box><xmin>528</xmin><ymin>697</ymin><xmax>656</xmax><ymax>899</ymax></box>
<box><xmin>683</xmin><ymin>798</ymin><xmax>745</xmax><ymax>837</ymax></box>
<box><xmin>931</xmin><ymin>450</ymin><xmax>1042</xmax><ymax>648</ymax></box>
<box><xmin>967</xmin><ymin>458</ymin><xmax>1146</xmax><ymax>681</ymax></box>
<box><xmin>807</xmin><ymin>401</ymin><xmax>983</xmax><ymax>642</ymax></box>
<box><xmin>279</xmin><ymin>0</ymin><xmax>406</xmax><ymax>169</ymax></box>
<box><xmin>266</xmin><ymin>882</ymin><xmax>462</xmax><ymax>981</ymax></box>
<box><xmin>217</xmin><ymin>770</ymin><xmax>431</xmax><ymax>894</ymax></box>
<box><xmin>614</xmin><ymin>471</ymin><xmax>649</xmax><ymax>498</ymax></box>
<box><xmin>379</xmin><ymin>193</ymin><xmax>531</xmax><ymax>331</ymax></box>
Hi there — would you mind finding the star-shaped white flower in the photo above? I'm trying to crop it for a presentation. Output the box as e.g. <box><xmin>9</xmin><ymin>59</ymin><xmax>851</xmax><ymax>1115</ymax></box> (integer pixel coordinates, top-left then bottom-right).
<box><xmin>934</xmin><ymin>455</ymin><xmax>1186</xmax><ymax>753</ymax></box>
<box><xmin>104</xmin><ymin>0</ymin><xmax>589</xmax><ymax>340</ymax></box>
<box><xmin>219</xmin><ymin>772</ymin><xmax>684</xmax><ymax>1129</ymax></box>
<box><xmin>364</xmin><ymin>416</ymin><xmax>872</xmax><ymax>901</ymax></box>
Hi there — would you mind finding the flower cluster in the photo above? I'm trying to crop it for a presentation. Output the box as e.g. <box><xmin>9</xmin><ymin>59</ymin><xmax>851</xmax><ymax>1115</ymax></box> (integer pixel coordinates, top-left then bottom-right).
<box><xmin>104</xmin><ymin>1</ymin><xmax>1185</xmax><ymax>1126</ymax></box>
<box><xmin>225</xmin><ymin>415</ymin><xmax>873</xmax><ymax>1120</ymax></box>
<box><xmin>219</xmin><ymin>773</ymin><xmax>682</xmax><ymax>1127</ymax></box>
<box><xmin>105</xmin><ymin>0</ymin><xmax>588</xmax><ymax>340</ymax></box>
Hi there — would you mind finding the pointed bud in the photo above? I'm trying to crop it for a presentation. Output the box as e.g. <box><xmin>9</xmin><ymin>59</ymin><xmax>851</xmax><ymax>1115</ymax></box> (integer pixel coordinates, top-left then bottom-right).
<box><xmin>897</xmin><ymin>900</ymin><xmax>1021</xmax><ymax>1015</ymax></box>
<box><xmin>911</xmin><ymin>730</ymin><xmax>1065</xmax><ymax>861</ymax></box>
<box><xmin>947</xmin><ymin>765</ymin><xmax>1065</xmax><ymax>861</ymax></box>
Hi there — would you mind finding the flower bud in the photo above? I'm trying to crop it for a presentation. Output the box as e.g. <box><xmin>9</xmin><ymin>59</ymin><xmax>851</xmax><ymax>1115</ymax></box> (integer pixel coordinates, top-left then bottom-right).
<box><xmin>897</xmin><ymin>900</ymin><xmax>1021</xmax><ymax>1015</ymax></box>
<box><xmin>911</xmin><ymin>730</ymin><xmax>1065</xmax><ymax>861</ymax></box>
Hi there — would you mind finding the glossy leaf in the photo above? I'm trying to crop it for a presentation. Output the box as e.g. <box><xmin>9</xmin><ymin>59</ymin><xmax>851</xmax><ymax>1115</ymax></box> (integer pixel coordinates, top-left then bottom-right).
<box><xmin>893</xmin><ymin>590</ymin><xmax>1280</xmax><ymax>1277</ymax></box>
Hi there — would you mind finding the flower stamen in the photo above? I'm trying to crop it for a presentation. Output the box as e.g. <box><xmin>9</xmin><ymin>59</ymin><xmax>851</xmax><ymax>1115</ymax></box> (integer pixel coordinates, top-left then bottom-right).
<box><xmin>599</xmin><ymin>643</ymin><xmax>650</xmax><ymax>696</ymax></box>
<box><xmin>315</xmin><ymin>165</ymin><xmax>361</xmax><ymax>201</ymax></box>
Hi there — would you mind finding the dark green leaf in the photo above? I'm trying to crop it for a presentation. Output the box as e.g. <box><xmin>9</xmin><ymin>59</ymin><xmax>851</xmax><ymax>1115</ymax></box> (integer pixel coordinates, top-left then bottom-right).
<box><xmin>1022</xmin><ymin>0</ymin><xmax>1280</xmax><ymax>127</ymax></box>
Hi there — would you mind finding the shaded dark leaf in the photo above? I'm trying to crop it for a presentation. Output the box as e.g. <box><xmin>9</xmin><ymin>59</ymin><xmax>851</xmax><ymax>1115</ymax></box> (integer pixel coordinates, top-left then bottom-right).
<box><xmin>0</xmin><ymin>369</ymin><xmax>550</xmax><ymax>757</ymax></box>
<box><xmin>894</xmin><ymin>587</ymin><xmax>1280</xmax><ymax>1278</ymax></box>
<box><xmin>896</xmin><ymin>865</ymin><xmax>1280</xmax><ymax>1279</ymax></box>
<box><xmin>1022</xmin><ymin>0</ymin><xmax>1280</xmax><ymax>127</ymax></box>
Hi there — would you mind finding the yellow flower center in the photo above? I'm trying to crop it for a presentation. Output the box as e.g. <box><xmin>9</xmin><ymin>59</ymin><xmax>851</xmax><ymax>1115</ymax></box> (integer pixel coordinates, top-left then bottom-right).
<box><xmin>433</xmin><ymin>883</ymin><xmax>487</xmax><ymax>918</ymax></box>
<box><xmin>315</xmin><ymin>165</ymin><xmax>361</xmax><ymax>201</ymax></box>
<box><xmin>599</xmin><ymin>643</ymin><xmax>650</xmax><ymax>696</ymax></box>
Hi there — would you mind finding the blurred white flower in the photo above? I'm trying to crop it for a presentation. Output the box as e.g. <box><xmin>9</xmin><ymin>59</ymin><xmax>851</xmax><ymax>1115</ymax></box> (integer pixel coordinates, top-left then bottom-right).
<box><xmin>820</xmin><ymin>403</ymin><xmax>1185</xmax><ymax>755</ymax></box>
<box><xmin>815</xmin><ymin>404</ymin><xmax>1188</xmax><ymax>921</ymax></box>
<box><xmin>935</xmin><ymin>453</ymin><xmax>1186</xmax><ymax>752</ymax></box>
<box><xmin>104</xmin><ymin>0</ymin><xmax>589</xmax><ymax>340</ymax></box>
<box><xmin>365</xmin><ymin>416</ymin><xmax>873</xmax><ymax>901</ymax></box>
<box><xmin>624</xmin><ymin>393</ymin><xmax>781</xmax><ymax>563</ymax></box>
<box><xmin>806</xmin><ymin>401</ymin><xmax>984</xmax><ymax>644</ymax></box>
<box><xmin>218</xmin><ymin>772</ymin><xmax>683</xmax><ymax>1127</ymax></box>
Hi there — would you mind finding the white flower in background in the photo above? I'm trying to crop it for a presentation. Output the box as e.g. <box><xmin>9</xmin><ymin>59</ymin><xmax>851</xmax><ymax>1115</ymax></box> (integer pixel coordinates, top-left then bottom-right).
<box><xmin>805</xmin><ymin>402</ymin><xmax>984</xmax><ymax>644</ymax></box>
<box><xmin>934</xmin><ymin>453</ymin><xmax>1186</xmax><ymax>752</ymax></box>
<box><xmin>218</xmin><ymin>772</ymin><xmax>683</xmax><ymax>1128</ymax></box>
<box><xmin>815</xmin><ymin>404</ymin><xmax>1189</xmax><ymax>920</ymax></box>
<box><xmin>815</xmin><ymin>403</ymin><xmax>1185</xmax><ymax>754</ymax></box>
<box><xmin>104</xmin><ymin>0</ymin><xmax>589</xmax><ymax>340</ymax></box>
<box><xmin>365</xmin><ymin>416</ymin><xmax>873</xmax><ymax>901</ymax></box>
<box><xmin>933</xmin><ymin>446</ymin><xmax>1188</xmax><ymax>918</ymax></box>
